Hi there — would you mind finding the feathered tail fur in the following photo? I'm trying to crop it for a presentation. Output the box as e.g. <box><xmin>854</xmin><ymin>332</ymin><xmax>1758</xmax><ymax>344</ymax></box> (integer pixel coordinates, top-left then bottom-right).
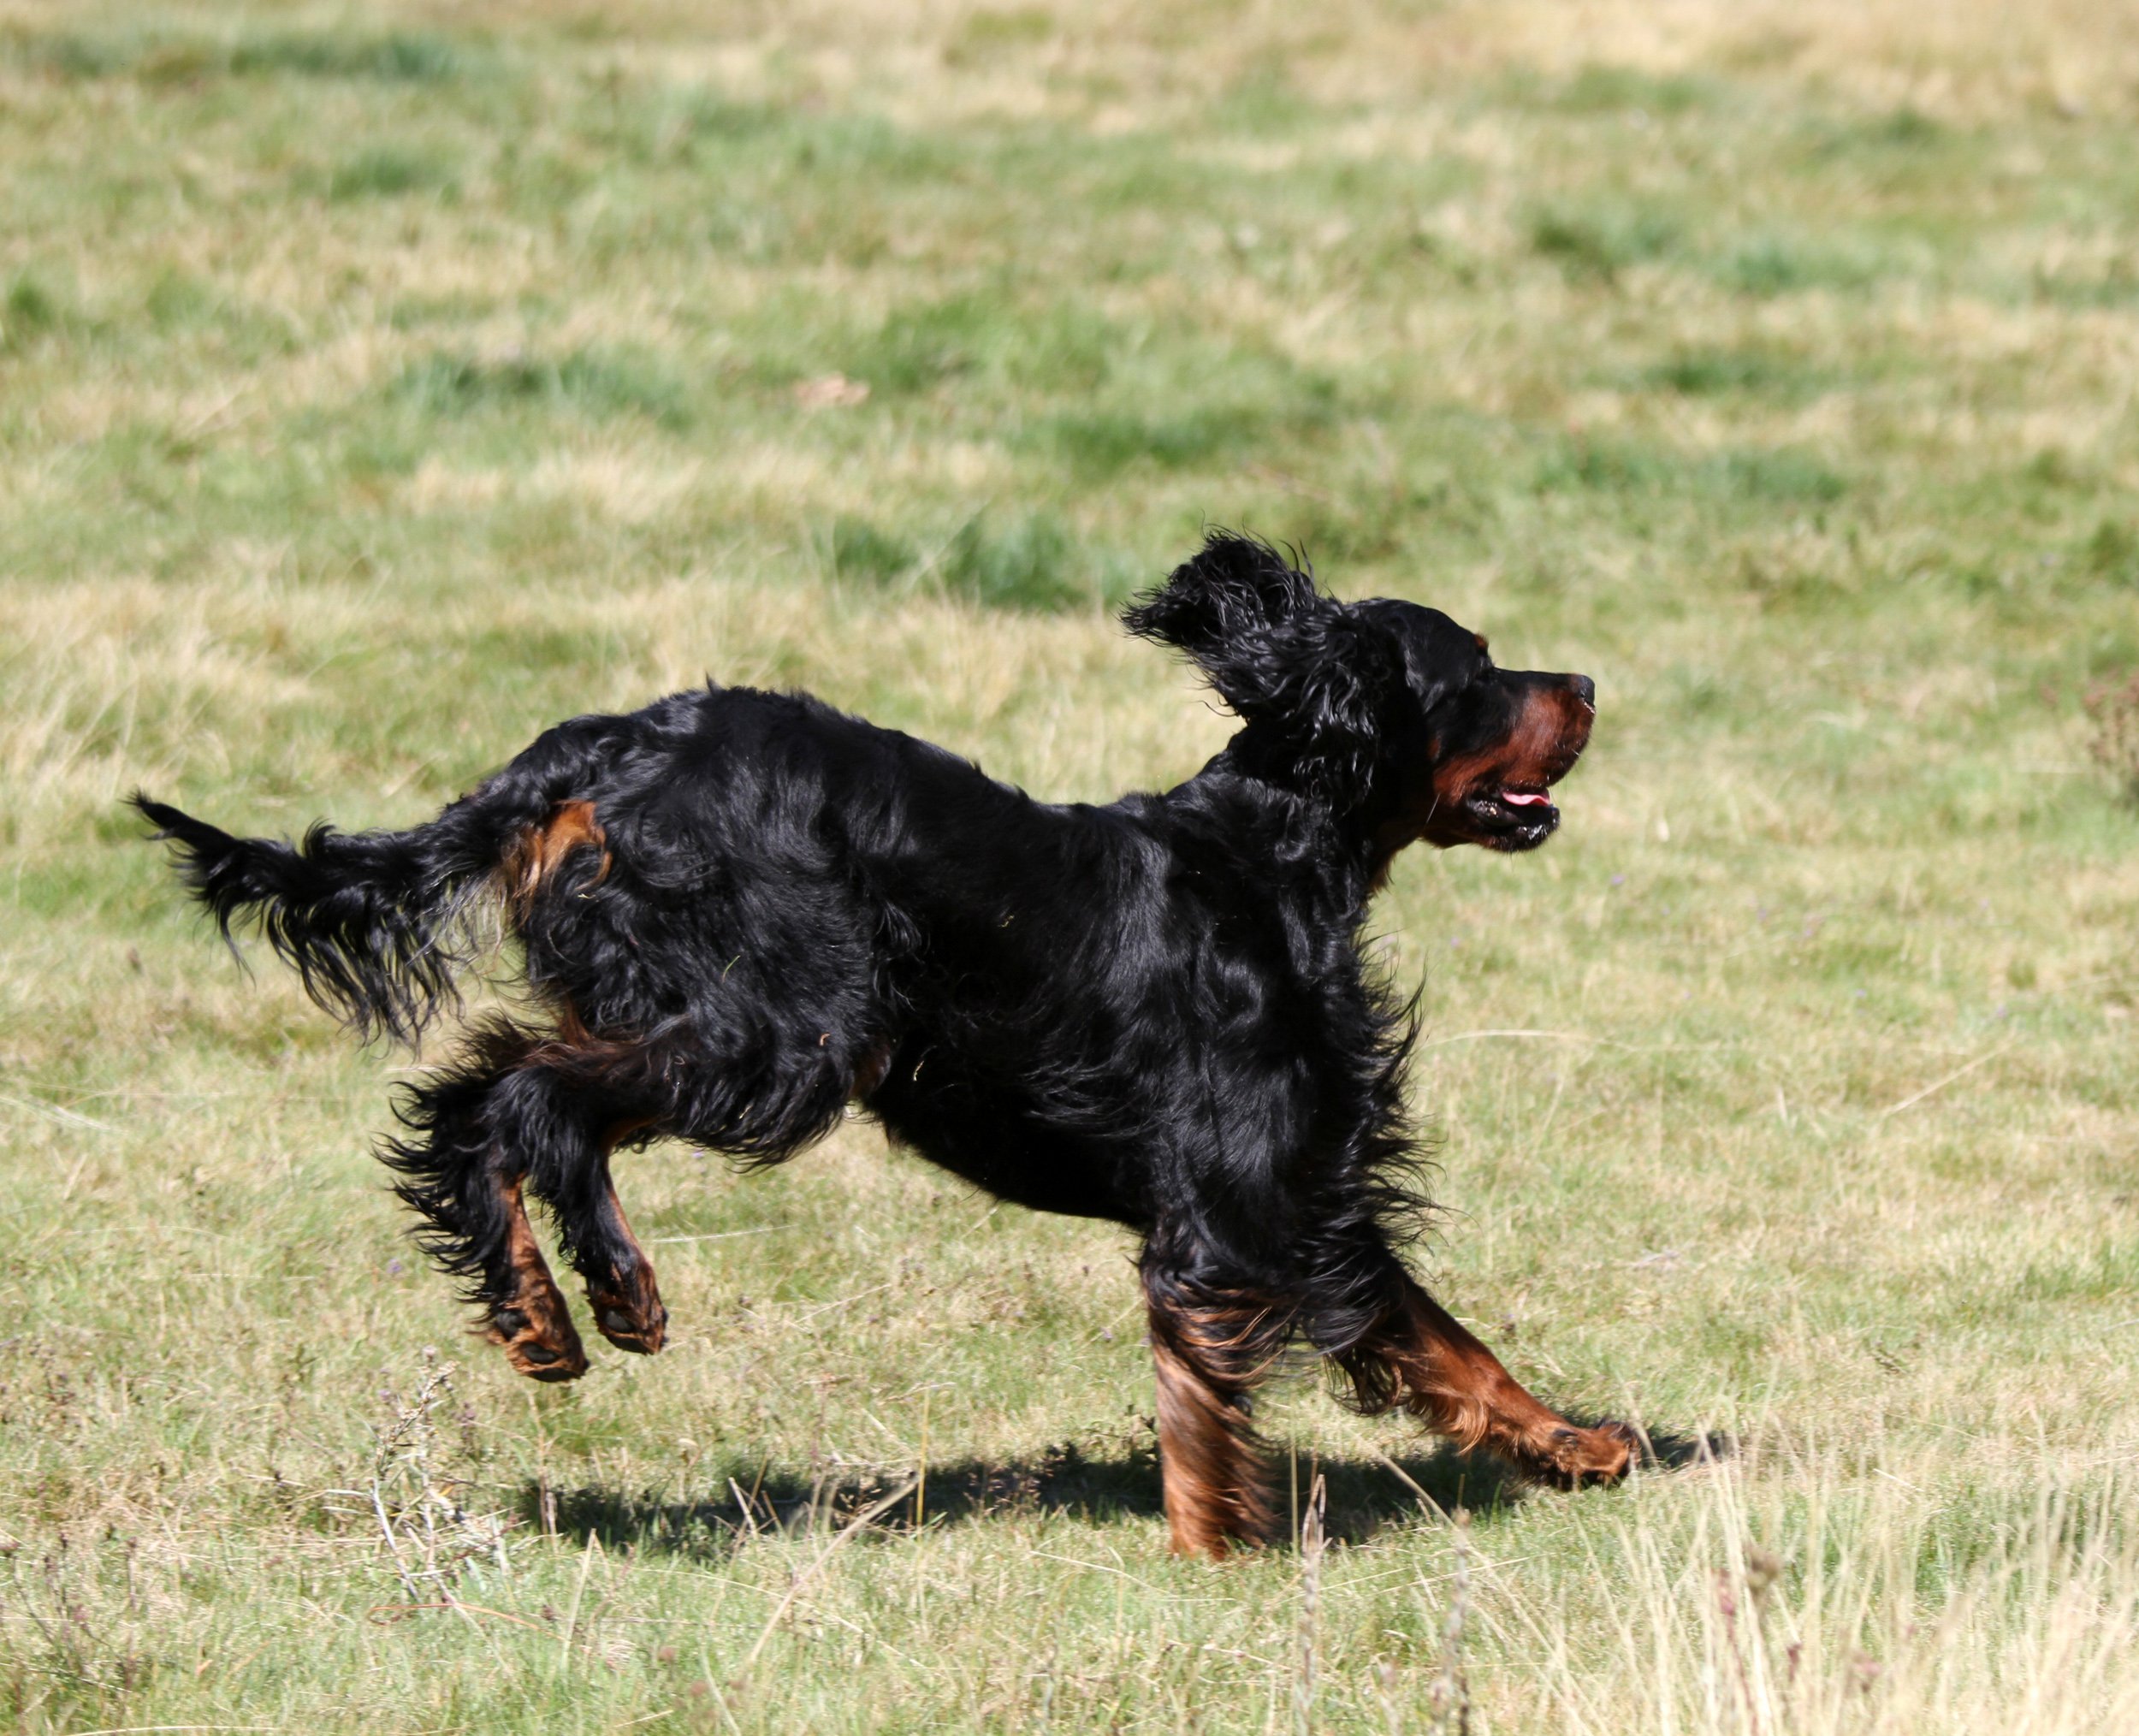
<box><xmin>133</xmin><ymin>717</ymin><xmax>620</xmax><ymax>1043</ymax></box>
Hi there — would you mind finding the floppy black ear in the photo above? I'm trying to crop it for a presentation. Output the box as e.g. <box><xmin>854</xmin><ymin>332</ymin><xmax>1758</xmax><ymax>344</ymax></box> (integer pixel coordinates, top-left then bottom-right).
<box><xmin>1349</xmin><ymin>597</ymin><xmax>1472</xmax><ymax>720</ymax></box>
<box><xmin>1122</xmin><ymin>534</ymin><xmax>1401</xmax><ymax>802</ymax></box>
<box><xmin>1119</xmin><ymin>533</ymin><xmax>1322</xmax><ymax>657</ymax></box>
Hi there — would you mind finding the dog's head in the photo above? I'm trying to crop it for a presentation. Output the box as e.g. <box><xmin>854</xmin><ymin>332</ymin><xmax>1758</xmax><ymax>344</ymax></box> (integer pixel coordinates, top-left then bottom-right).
<box><xmin>1123</xmin><ymin>534</ymin><xmax>1594</xmax><ymax>856</ymax></box>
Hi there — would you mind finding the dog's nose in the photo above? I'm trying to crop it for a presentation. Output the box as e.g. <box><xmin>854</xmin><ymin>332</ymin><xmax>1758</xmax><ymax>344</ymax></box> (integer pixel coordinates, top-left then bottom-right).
<box><xmin>1569</xmin><ymin>673</ymin><xmax>1596</xmax><ymax>709</ymax></box>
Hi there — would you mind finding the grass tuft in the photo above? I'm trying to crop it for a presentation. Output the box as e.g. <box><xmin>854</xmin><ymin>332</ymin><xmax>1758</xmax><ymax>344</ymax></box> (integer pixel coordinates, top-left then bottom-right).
<box><xmin>850</xmin><ymin>296</ymin><xmax>994</xmax><ymax>396</ymax></box>
<box><xmin>327</xmin><ymin>145</ymin><xmax>459</xmax><ymax>202</ymax></box>
<box><xmin>1</xmin><ymin>270</ymin><xmax>66</xmax><ymax>349</ymax></box>
<box><xmin>228</xmin><ymin>28</ymin><xmax>467</xmax><ymax>82</ymax></box>
<box><xmin>1046</xmin><ymin>404</ymin><xmax>1265</xmax><ymax>475</ymax></box>
<box><xmin>392</xmin><ymin>348</ymin><xmax>694</xmax><ymax>430</ymax></box>
<box><xmin>1538</xmin><ymin>435</ymin><xmax>1846</xmax><ymax>504</ymax></box>
<box><xmin>2082</xmin><ymin>518</ymin><xmax>2139</xmax><ymax>589</ymax></box>
<box><xmin>829</xmin><ymin>514</ymin><xmax>1127</xmax><ymax>613</ymax></box>
<box><xmin>1638</xmin><ymin>348</ymin><xmax>1812</xmax><ymax>398</ymax></box>
<box><xmin>1530</xmin><ymin>204</ymin><xmax>1681</xmax><ymax>281</ymax></box>
<box><xmin>13</xmin><ymin>25</ymin><xmax>472</xmax><ymax>84</ymax></box>
<box><xmin>939</xmin><ymin>513</ymin><xmax>1104</xmax><ymax>613</ymax></box>
<box><xmin>1717</xmin><ymin>233</ymin><xmax>1880</xmax><ymax>296</ymax></box>
<box><xmin>830</xmin><ymin>516</ymin><xmax>919</xmax><ymax>585</ymax></box>
<box><xmin>1549</xmin><ymin>63</ymin><xmax>1721</xmax><ymax>115</ymax></box>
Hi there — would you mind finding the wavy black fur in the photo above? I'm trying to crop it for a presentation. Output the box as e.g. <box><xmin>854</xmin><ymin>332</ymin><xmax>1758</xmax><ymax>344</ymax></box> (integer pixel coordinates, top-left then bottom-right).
<box><xmin>137</xmin><ymin>532</ymin><xmax>1621</xmax><ymax>1548</ymax></box>
<box><xmin>131</xmin><ymin>716</ymin><xmax>628</xmax><ymax>1042</ymax></box>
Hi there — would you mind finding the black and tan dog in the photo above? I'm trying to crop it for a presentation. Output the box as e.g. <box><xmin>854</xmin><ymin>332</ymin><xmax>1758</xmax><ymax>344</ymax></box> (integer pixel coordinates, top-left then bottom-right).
<box><xmin>137</xmin><ymin>533</ymin><xmax>1634</xmax><ymax>1556</ymax></box>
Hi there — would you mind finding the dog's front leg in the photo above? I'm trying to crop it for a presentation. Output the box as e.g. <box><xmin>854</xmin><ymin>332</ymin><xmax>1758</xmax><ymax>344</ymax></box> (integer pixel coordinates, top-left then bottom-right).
<box><xmin>1357</xmin><ymin>1275</ymin><xmax>1635</xmax><ymax>1485</ymax></box>
<box><xmin>1142</xmin><ymin>1267</ymin><xmax>1281</xmax><ymax>1558</ymax></box>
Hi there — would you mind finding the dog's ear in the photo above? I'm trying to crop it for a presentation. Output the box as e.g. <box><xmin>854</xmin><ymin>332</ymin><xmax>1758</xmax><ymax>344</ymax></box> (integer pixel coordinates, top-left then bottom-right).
<box><xmin>1122</xmin><ymin>534</ymin><xmax>1401</xmax><ymax>801</ymax></box>
<box><xmin>1119</xmin><ymin>533</ymin><xmax>1321</xmax><ymax>655</ymax></box>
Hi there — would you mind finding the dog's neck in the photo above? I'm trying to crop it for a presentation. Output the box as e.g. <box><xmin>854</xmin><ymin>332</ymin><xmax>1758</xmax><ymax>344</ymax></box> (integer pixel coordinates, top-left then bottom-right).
<box><xmin>1166</xmin><ymin>731</ymin><xmax>1404</xmax><ymax>915</ymax></box>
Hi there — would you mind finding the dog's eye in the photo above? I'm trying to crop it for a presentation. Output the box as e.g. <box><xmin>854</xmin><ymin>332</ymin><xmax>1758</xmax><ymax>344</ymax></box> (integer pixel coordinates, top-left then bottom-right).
<box><xmin>1424</xmin><ymin>659</ymin><xmax>1489</xmax><ymax>715</ymax></box>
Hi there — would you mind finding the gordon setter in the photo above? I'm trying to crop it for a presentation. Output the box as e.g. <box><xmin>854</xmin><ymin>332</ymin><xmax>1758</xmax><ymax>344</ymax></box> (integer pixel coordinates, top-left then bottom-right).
<box><xmin>135</xmin><ymin>533</ymin><xmax>1634</xmax><ymax>1556</ymax></box>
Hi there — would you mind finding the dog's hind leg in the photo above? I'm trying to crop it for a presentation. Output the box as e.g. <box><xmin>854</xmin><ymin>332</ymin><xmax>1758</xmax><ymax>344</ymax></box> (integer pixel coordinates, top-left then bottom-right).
<box><xmin>1332</xmin><ymin>1269</ymin><xmax>1635</xmax><ymax>1487</ymax></box>
<box><xmin>489</xmin><ymin>1176</ymin><xmax>588</xmax><ymax>1380</ymax></box>
<box><xmin>454</xmin><ymin>1040</ymin><xmax>669</xmax><ymax>1360</ymax></box>
<box><xmin>1141</xmin><ymin>1261</ymin><xmax>1285</xmax><ymax>1558</ymax></box>
<box><xmin>382</xmin><ymin>1023</ymin><xmax>590</xmax><ymax>1381</ymax></box>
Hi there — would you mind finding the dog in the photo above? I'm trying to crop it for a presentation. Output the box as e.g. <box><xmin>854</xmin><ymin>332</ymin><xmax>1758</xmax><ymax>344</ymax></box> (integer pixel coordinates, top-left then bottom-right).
<box><xmin>135</xmin><ymin>533</ymin><xmax>1635</xmax><ymax>1556</ymax></box>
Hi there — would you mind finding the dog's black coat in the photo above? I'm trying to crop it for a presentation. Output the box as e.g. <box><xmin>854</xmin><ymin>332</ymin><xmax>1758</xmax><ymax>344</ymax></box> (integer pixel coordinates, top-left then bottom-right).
<box><xmin>137</xmin><ymin>534</ymin><xmax>1624</xmax><ymax>1552</ymax></box>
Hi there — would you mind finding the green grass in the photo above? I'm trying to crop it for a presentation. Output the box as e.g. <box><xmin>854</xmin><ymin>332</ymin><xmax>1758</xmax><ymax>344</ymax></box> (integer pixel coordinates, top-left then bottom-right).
<box><xmin>4</xmin><ymin>1</ymin><xmax>2139</xmax><ymax>1730</ymax></box>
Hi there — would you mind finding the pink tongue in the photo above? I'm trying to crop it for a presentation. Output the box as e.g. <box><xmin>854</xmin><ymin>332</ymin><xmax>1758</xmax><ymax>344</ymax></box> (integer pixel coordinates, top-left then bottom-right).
<box><xmin>1502</xmin><ymin>790</ymin><xmax>1550</xmax><ymax>808</ymax></box>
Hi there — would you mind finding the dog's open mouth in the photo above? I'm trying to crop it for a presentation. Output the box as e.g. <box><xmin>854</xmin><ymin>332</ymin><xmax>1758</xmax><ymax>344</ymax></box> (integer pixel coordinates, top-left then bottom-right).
<box><xmin>1466</xmin><ymin>785</ymin><xmax>1561</xmax><ymax>847</ymax></box>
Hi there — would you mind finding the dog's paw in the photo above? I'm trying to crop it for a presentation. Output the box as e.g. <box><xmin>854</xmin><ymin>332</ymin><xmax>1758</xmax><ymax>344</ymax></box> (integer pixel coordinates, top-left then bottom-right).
<box><xmin>1534</xmin><ymin>1419</ymin><xmax>1638</xmax><ymax>1487</ymax></box>
<box><xmin>485</xmin><ymin>1303</ymin><xmax>590</xmax><ymax>1382</ymax></box>
<box><xmin>588</xmin><ymin>1270</ymin><xmax>667</xmax><ymax>1356</ymax></box>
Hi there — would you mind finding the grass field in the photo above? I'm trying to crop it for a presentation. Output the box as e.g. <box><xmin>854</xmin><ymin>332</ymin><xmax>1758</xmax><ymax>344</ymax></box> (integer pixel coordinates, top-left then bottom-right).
<box><xmin>4</xmin><ymin>0</ymin><xmax>2139</xmax><ymax>1729</ymax></box>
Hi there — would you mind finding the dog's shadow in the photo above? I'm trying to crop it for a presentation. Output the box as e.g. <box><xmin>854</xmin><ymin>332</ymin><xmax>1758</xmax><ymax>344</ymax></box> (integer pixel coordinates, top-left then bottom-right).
<box><xmin>521</xmin><ymin>1423</ymin><xmax>1732</xmax><ymax>1560</ymax></box>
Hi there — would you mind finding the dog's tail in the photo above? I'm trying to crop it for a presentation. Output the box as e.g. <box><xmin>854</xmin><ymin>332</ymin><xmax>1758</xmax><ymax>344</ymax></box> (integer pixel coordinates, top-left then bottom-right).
<box><xmin>133</xmin><ymin>717</ymin><xmax>621</xmax><ymax>1044</ymax></box>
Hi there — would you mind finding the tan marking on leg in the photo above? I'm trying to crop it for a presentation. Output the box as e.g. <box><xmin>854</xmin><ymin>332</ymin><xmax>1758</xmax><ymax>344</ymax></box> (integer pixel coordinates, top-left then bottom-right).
<box><xmin>1350</xmin><ymin>1279</ymin><xmax>1633</xmax><ymax>1485</ymax></box>
<box><xmin>485</xmin><ymin>1178</ymin><xmax>589</xmax><ymax>1382</ymax></box>
<box><xmin>1146</xmin><ymin>1302</ymin><xmax>1277</xmax><ymax>1559</ymax></box>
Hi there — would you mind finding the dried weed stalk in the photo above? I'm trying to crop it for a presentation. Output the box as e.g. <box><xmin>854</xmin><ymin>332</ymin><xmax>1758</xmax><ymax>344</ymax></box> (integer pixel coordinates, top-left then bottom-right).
<box><xmin>10</xmin><ymin>1530</ymin><xmax>151</xmax><ymax>1702</ymax></box>
<box><xmin>325</xmin><ymin>1348</ymin><xmax>512</xmax><ymax>1597</ymax></box>
<box><xmin>1430</xmin><ymin>1511</ymin><xmax>1475</xmax><ymax>1736</ymax></box>
<box><xmin>1292</xmin><ymin>1472</ymin><xmax>1327</xmax><ymax>1736</ymax></box>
